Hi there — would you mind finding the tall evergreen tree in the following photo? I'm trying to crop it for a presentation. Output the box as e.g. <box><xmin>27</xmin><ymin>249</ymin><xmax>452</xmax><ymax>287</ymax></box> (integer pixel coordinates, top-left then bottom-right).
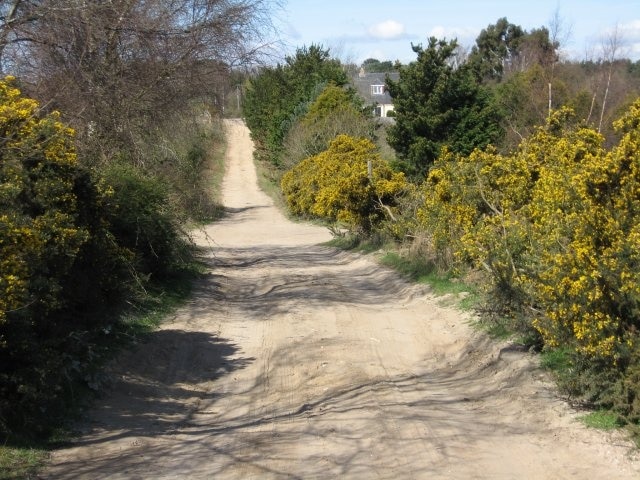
<box><xmin>243</xmin><ymin>45</ymin><xmax>348</xmax><ymax>165</ymax></box>
<box><xmin>386</xmin><ymin>38</ymin><xmax>502</xmax><ymax>179</ymax></box>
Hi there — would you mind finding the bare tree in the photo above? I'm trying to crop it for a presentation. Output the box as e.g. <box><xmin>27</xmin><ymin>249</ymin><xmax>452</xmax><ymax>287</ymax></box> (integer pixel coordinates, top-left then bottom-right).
<box><xmin>546</xmin><ymin>7</ymin><xmax>572</xmax><ymax>118</ymax></box>
<box><xmin>598</xmin><ymin>24</ymin><xmax>622</xmax><ymax>133</ymax></box>
<box><xmin>1</xmin><ymin>0</ymin><xmax>281</xmax><ymax>161</ymax></box>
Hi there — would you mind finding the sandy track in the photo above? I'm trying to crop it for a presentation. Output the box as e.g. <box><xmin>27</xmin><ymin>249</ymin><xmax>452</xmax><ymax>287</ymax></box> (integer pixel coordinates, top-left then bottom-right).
<box><xmin>44</xmin><ymin>119</ymin><xmax>640</xmax><ymax>479</ymax></box>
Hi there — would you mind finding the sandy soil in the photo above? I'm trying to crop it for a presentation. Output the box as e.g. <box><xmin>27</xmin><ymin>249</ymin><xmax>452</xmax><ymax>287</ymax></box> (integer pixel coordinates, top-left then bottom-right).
<box><xmin>44</xmin><ymin>119</ymin><xmax>640</xmax><ymax>479</ymax></box>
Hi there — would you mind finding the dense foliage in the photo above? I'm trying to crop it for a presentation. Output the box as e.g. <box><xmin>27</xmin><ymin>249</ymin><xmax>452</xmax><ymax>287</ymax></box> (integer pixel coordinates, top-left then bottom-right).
<box><xmin>0</xmin><ymin>79</ymin><xmax>214</xmax><ymax>440</ymax></box>
<box><xmin>281</xmin><ymin>135</ymin><xmax>409</xmax><ymax>233</ymax></box>
<box><xmin>243</xmin><ymin>45</ymin><xmax>349</xmax><ymax>165</ymax></box>
<box><xmin>0</xmin><ymin>79</ymin><xmax>130</xmax><ymax>435</ymax></box>
<box><xmin>281</xmin><ymin>83</ymin><xmax>376</xmax><ymax>169</ymax></box>
<box><xmin>0</xmin><ymin>0</ymin><xmax>267</xmax><ymax>460</ymax></box>
<box><xmin>386</xmin><ymin>38</ymin><xmax>503</xmax><ymax>178</ymax></box>
<box><xmin>417</xmin><ymin>103</ymin><xmax>640</xmax><ymax>422</ymax></box>
<box><xmin>253</xmin><ymin>17</ymin><xmax>640</xmax><ymax>432</ymax></box>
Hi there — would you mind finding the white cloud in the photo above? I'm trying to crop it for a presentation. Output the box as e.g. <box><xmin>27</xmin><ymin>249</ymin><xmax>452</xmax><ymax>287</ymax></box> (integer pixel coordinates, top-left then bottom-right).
<box><xmin>368</xmin><ymin>20</ymin><xmax>406</xmax><ymax>40</ymax></box>
<box><xmin>594</xmin><ymin>20</ymin><xmax>640</xmax><ymax>60</ymax></box>
<box><xmin>621</xmin><ymin>20</ymin><xmax>640</xmax><ymax>58</ymax></box>
<box><xmin>620</xmin><ymin>19</ymin><xmax>640</xmax><ymax>39</ymax></box>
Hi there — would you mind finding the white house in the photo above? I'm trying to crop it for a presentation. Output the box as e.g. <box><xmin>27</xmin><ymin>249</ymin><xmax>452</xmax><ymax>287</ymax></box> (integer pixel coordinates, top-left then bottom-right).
<box><xmin>352</xmin><ymin>69</ymin><xmax>399</xmax><ymax>119</ymax></box>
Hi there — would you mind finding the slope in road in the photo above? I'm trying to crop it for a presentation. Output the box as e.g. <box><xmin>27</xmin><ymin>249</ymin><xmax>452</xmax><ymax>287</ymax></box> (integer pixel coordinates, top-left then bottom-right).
<box><xmin>44</xmin><ymin>119</ymin><xmax>640</xmax><ymax>479</ymax></box>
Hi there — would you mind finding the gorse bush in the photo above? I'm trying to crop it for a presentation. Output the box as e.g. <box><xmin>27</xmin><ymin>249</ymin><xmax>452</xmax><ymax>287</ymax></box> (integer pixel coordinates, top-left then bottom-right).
<box><xmin>281</xmin><ymin>135</ymin><xmax>409</xmax><ymax>234</ymax></box>
<box><xmin>418</xmin><ymin>101</ymin><xmax>640</xmax><ymax>418</ymax></box>
<box><xmin>0</xmin><ymin>78</ymin><xmax>197</xmax><ymax>438</ymax></box>
<box><xmin>0</xmin><ymin>77</ymin><xmax>125</xmax><ymax>435</ymax></box>
<box><xmin>282</xmin><ymin>84</ymin><xmax>377</xmax><ymax>170</ymax></box>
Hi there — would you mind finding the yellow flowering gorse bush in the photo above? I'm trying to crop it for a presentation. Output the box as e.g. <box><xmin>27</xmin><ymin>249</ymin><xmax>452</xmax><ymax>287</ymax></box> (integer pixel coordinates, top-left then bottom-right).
<box><xmin>281</xmin><ymin>135</ymin><xmax>409</xmax><ymax>233</ymax></box>
<box><xmin>418</xmin><ymin>102</ymin><xmax>640</xmax><ymax>363</ymax></box>
<box><xmin>0</xmin><ymin>77</ymin><xmax>88</xmax><ymax>324</ymax></box>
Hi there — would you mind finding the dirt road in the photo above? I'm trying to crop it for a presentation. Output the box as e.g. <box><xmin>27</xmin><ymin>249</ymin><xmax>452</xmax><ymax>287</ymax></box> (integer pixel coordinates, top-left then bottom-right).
<box><xmin>45</xmin><ymin>119</ymin><xmax>640</xmax><ymax>479</ymax></box>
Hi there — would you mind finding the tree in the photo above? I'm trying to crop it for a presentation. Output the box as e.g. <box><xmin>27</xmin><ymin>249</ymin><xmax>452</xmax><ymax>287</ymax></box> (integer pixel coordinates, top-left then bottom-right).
<box><xmin>243</xmin><ymin>44</ymin><xmax>348</xmax><ymax>165</ymax></box>
<box><xmin>362</xmin><ymin>58</ymin><xmax>395</xmax><ymax>73</ymax></box>
<box><xmin>386</xmin><ymin>37</ymin><xmax>502</xmax><ymax>178</ymax></box>
<box><xmin>0</xmin><ymin>0</ymin><xmax>278</xmax><ymax>160</ymax></box>
<box><xmin>598</xmin><ymin>25</ymin><xmax>623</xmax><ymax>133</ymax></box>
<box><xmin>468</xmin><ymin>18</ymin><xmax>526</xmax><ymax>81</ymax></box>
<box><xmin>468</xmin><ymin>18</ymin><xmax>558</xmax><ymax>83</ymax></box>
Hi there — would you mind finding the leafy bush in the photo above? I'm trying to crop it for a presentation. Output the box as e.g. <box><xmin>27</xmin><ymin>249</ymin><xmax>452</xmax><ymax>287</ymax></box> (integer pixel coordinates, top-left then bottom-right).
<box><xmin>0</xmin><ymin>77</ymin><xmax>131</xmax><ymax>436</ymax></box>
<box><xmin>282</xmin><ymin>84</ymin><xmax>377</xmax><ymax>169</ymax></box>
<box><xmin>0</xmin><ymin>78</ymin><xmax>199</xmax><ymax>439</ymax></box>
<box><xmin>243</xmin><ymin>45</ymin><xmax>349</xmax><ymax>166</ymax></box>
<box><xmin>281</xmin><ymin>135</ymin><xmax>409</xmax><ymax>233</ymax></box>
<box><xmin>102</xmin><ymin>163</ymin><xmax>193</xmax><ymax>283</ymax></box>
<box><xmin>418</xmin><ymin>144</ymin><xmax>537</xmax><ymax>336</ymax></box>
<box><xmin>145</xmin><ymin>110</ymin><xmax>224</xmax><ymax>222</ymax></box>
<box><xmin>417</xmin><ymin>100</ymin><xmax>640</xmax><ymax>415</ymax></box>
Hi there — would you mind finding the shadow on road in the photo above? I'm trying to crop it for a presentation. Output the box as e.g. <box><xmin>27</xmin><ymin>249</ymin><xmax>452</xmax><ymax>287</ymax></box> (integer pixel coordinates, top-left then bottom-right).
<box><xmin>47</xmin><ymin>331</ymin><xmax>541</xmax><ymax>479</ymax></box>
<box><xmin>60</xmin><ymin>330</ymin><xmax>253</xmax><ymax>446</ymax></box>
<box><xmin>187</xmin><ymin>244</ymin><xmax>429</xmax><ymax>320</ymax></box>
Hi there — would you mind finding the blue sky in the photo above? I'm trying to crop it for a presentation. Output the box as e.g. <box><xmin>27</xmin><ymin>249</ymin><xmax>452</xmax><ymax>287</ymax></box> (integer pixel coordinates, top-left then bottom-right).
<box><xmin>276</xmin><ymin>0</ymin><xmax>640</xmax><ymax>64</ymax></box>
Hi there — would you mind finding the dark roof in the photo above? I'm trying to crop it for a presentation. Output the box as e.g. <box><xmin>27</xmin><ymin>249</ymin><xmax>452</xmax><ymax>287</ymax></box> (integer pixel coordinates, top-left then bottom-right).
<box><xmin>352</xmin><ymin>71</ymin><xmax>399</xmax><ymax>105</ymax></box>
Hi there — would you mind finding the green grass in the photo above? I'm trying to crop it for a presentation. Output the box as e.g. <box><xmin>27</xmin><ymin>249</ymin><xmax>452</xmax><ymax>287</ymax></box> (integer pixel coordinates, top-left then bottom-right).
<box><xmin>323</xmin><ymin>235</ymin><xmax>384</xmax><ymax>254</ymax></box>
<box><xmin>580</xmin><ymin>410</ymin><xmax>623</xmax><ymax>430</ymax></box>
<box><xmin>325</xmin><ymin>240</ymin><xmax>480</xmax><ymax>310</ymax></box>
<box><xmin>205</xmin><ymin>126</ymin><xmax>227</xmax><ymax>209</ymax></box>
<box><xmin>540</xmin><ymin>348</ymin><xmax>573</xmax><ymax>373</ymax></box>
<box><xmin>0</xmin><ymin>445</ymin><xmax>48</xmax><ymax>480</ymax></box>
<box><xmin>478</xmin><ymin>320</ymin><xmax>513</xmax><ymax>340</ymax></box>
<box><xmin>379</xmin><ymin>251</ymin><xmax>479</xmax><ymax>308</ymax></box>
<box><xmin>116</xmin><ymin>264</ymin><xmax>201</xmax><ymax>340</ymax></box>
<box><xmin>254</xmin><ymin>156</ymin><xmax>289</xmax><ymax>213</ymax></box>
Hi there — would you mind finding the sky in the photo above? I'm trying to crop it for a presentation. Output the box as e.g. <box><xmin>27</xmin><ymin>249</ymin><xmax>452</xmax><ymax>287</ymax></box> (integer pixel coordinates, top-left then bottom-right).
<box><xmin>276</xmin><ymin>0</ymin><xmax>640</xmax><ymax>64</ymax></box>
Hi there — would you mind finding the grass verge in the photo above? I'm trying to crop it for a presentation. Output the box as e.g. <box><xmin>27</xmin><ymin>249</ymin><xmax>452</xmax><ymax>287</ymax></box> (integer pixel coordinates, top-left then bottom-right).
<box><xmin>324</xmin><ymin>235</ymin><xmax>384</xmax><ymax>254</ymax></box>
<box><xmin>326</xmin><ymin>236</ymin><xmax>479</xmax><ymax>311</ymax></box>
<box><xmin>580</xmin><ymin>410</ymin><xmax>623</xmax><ymax>430</ymax></box>
<box><xmin>254</xmin><ymin>157</ymin><xmax>288</xmax><ymax>213</ymax></box>
<box><xmin>0</xmin><ymin>444</ymin><xmax>48</xmax><ymax>480</ymax></box>
<box><xmin>201</xmin><ymin>125</ymin><xmax>227</xmax><ymax>218</ymax></box>
<box><xmin>379</xmin><ymin>251</ymin><xmax>479</xmax><ymax>309</ymax></box>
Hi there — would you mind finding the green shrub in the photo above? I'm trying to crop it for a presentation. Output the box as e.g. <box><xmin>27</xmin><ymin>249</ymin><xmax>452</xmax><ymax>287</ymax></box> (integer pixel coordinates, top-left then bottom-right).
<box><xmin>0</xmin><ymin>77</ymin><xmax>132</xmax><ymax>437</ymax></box>
<box><xmin>416</xmin><ymin>101</ymin><xmax>640</xmax><ymax>415</ymax></box>
<box><xmin>0</xmin><ymin>78</ymin><xmax>199</xmax><ymax>440</ymax></box>
<box><xmin>148</xmin><ymin>111</ymin><xmax>224</xmax><ymax>222</ymax></box>
<box><xmin>282</xmin><ymin>84</ymin><xmax>377</xmax><ymax>170</ymax></box>
<box><xmin>281</xmin><ymin>135</ymin><xmax>409</xmax><ymax>233</ymax></box>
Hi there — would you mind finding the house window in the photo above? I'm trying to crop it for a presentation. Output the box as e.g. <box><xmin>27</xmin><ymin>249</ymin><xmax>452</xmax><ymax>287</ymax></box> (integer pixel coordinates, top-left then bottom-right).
<box><xmin>371</xmin><ymin>84</ymin><xmax>384</xmax><ymax>95</ymax></box>
<box><xmin>374</xmin><ymin>105</ymin><xmax>383</xmax><ymax>117</ymax></box>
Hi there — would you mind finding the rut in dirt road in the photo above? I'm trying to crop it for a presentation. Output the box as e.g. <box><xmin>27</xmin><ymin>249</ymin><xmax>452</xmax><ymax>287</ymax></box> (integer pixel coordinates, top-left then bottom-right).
<box><xmin>44</xmin><ymin>119</ymin><xmax>640</xmax><ymax>479</ymax></box>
